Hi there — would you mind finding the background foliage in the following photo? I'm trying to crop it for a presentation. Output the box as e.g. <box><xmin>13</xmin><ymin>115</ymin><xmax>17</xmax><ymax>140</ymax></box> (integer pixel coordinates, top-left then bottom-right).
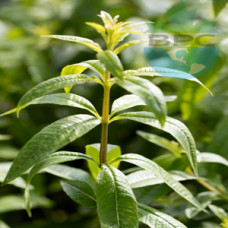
<box><xmin>0</xmin><ymin>0</ymin><xmax>228</xmax><ymax>227</ymax></box>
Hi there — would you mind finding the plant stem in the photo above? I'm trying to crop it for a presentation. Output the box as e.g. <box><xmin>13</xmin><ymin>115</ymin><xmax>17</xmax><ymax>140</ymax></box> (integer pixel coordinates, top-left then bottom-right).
<box><xmin>99</xmin><ymin>71</ymin><xmax>110</xmax><ymax>165</ymax></box>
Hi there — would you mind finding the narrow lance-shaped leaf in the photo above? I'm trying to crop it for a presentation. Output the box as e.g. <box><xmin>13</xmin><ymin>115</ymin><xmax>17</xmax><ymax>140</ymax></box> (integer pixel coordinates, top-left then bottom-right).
<box><xmin>209</xmin><ymin>204</ymin><xmax>228</xmax><ymax>220</ymax></box>
<box><xmin>113</xmin><ymin>153</ymin><xmax>203</xmax><ymax>210</ymax></box>
<box><xmin>137</xmin><ymin>131</ymin><xmax>182</xmax><ymax>157</ymax></box>
<box><xmin>43</xmin><ymin>35</ymin><xmax>103</xmax><ymax>53</ymax></box>
<box><xmin>20</xmin><ymin>93</ymin><xmax>100</xmax><ymax>118</ymax></box>
<box><xmin>138</xmin><ymin>203</ymin><xmax>187</xmax><ymax>228</ymax></box>
<box><xmin>197</xmin><ymin>152</ymin><xmax>228</xmax><ymax>167</ymax></box>
<box><xmin>24</xmin><ymin>151</ymin><xmax>95</xmax><ymax>216</ymax></box>
<box><xmin>96</xmin><ymin>164</ymin><xmax>138</xmax><ymax>228</ymax></box>
<box><xmin>112</xmin><ymin>111</ymin><xmax>197</xmax><ymax>174</ymax></box>
<box><xmin>123</xmin><ymin>67</ymin><xmax>212</xmax><ymax>95</ymax></box>
<box><xmin>117</xmin><ymin>77</ymin><xmax>167</xmax><ymax>125</ymax></box>
<box><xmin>110</xmin><ymin>94</ymin><xmax>176</xmax><ymax>117</ymax></box>
<box><xmin>16</xmin><ymin>74</ymin><xmax>92</xmax><ymax>115</ymax></box>
<box><xmin>61</xmin><ymin>180</ymin><xmax>96</xmax><ymax>208</ymax></box>
<box><xmin>127</xmin><ymin>170</ymin><xmax>198</xmax><ymax>188</ymax></box>
<box><xmin>44</xmin><ymin>164</ymin><xmax>95</xmax><ymax>185</ymax></box>
<box><xmin>97</xmin><ymin>50</ymin><xmax>123</xmax><ymax>79</ymax></box>
<box><xmin>4</xmin><ymin>114</ymin><xmax>100</xmax><ymax>183</ymax></box>
<box><xmin>0</xmin><ymin>162</ymin><xmax>27</xmax><ymax>189</ymax></box>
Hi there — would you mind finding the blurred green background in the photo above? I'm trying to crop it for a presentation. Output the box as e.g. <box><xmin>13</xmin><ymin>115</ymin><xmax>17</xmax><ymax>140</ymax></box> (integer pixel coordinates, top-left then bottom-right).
<box><xmin>0</xmin><ymin>0</ymin><xmax>228</xmax><ymax>227</ymax></box>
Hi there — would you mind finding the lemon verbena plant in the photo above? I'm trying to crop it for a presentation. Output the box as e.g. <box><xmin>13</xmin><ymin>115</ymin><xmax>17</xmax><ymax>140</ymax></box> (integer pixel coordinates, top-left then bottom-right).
<box><xmin>1</xmin><ymin>11</ymin><xmax>211</xmax><ymax>228</ymax></box>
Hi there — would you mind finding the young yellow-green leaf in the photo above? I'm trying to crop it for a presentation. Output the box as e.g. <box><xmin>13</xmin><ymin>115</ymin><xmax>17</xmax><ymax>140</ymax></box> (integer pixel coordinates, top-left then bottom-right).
<box><xmin>61</xmin><ymin>60</ymin><xmax>105</xmax><ymax>92</ymax></box>
<box><xmin>62</xmin><ymin>60</ymin><xmax>105</xmax><ymax>78</ymax></box>
<box><xmin>86</xmin><ymin>143</ymin><xmax>121</xmax><ymax>179</ymax></box>
<box><xmin>117</xmin><ymin>77</ymin><xmax>167</xmax><ymax>126</ymax></box>
<box><xmin>98</xmin><ymin>11</ymin><xmax>115</xmax><ymax>26</ymax></box>
<box><xmin>43</xmin><ymin>35</ymin><xmax>103</xmax><ymax>53</ymax></box>
<box><xmin>137</xmin><ymin>131</ymin><xmax>182</xmax><ymax>157</ymax></box>
<box><xmin>113</xmin><ymin>153</ymin><xmax>202</xmax><ymax>210</ymax></box>
<box><xmin>86</xmin><ymin>22</ymin><xmax>107</xmax><ymax>41</ymax></box>
<box><xmin>138</xmin><ymin>204</ymin><xmax>187</xmax><ymax>228</ymax></box>
<box><xmin>61</xmin><ymin>65</ymin><xmax>87</xmax><ymax>93</ymax></box>
<box><xmin>114</xmin><ymin>40</ymin><xmax>147</xmax><ymax>54</ymax></box>
<box><xmin>123</xmin><ymin>67</ymin><xmax>212</xmax><ymax>95</ymax></box>
<box><xmin>112</xmin><ymin>111</ymin><xmax>197</xmax><ymax>175</ymax></box>
<box><xmin>24</xmin><ymin>151</ymin><xmax>95</xmax><ymax>216</ymax></box>
<box><xmin>97</xmin><ymin>50</ymin><xmax>123</xmax><ymax>79</ymax></box>
<box><xmin>16</xmin><ymin>74</ymin><xmax>92</xmax><ymax>115</ymax></box>
<box><xmin>96</xmin><ymin>164</ymin><xmax>138</xmax><ymax>228</ymax></box>
<box><xmin>127</xmin><ymin>170</ymin><xmax>198</xmax><ymax>188</ymax></box>
<box><xmin>4</xmin><ymin>114</ymin><xmax>100</xmax><ymax>184</ymax></box>
<box><xmin>61</xmin><ymin>180</ymin><xmax>96</xmax><ymax>208</ymax></box>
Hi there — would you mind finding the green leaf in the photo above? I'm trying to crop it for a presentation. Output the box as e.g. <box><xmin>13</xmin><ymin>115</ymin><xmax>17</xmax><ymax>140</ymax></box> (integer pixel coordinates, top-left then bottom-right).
<box><xmin>43</xmin><ymin>35</ymin><xmax>103</xmax><ymax>53</ymax></box>
<box><xmin>185</xmin><ymin>192</ymin><xmax>217</xmax><ymax>219</ymax></box>
<box><xmin>61</xmin><ymin>180</ymin><xmax>96</xmax><ymax>208</ymax></box>
<box><xmin>86</xmin><ymin>143</ymin><xmax>121</xmax><ymax>179</ymax></box>
<box><xmin>98</xmin><ymin>11</ymin><xmax>115</xmax><ymax>26</ymax></box>
<box><xmin>0</xmin><ymin>162</ymin><xmax>26</xmax><ymax>189</ymax></box>
<box><xmin>127</xmin><ymin>170</ymin><xmax>198</xmax><ymax>188</ymax></box>
<box><xmin>138</xmin><ymin>204</ymin><xmax>187</xmax><ymax>228</ymax></box>
<box><xmin>134</xmin><ymin>185</ymin><xmax>170</xmax><ymax>205</ymax></box>
<box><xmin>123</xmin><ymin>67</ymin><xmax>212</xmax><ymax>95</ymax></box>
<box><xmin>97</xmin><ymin>50</ymin><xmax>123</xmax><ymax>79</ymax></box>
<box><xmin>113</xmin><ymin>153</ymin><xmax>202</xmax><ymax>210</ymax></box>
<box><xmin>113</xmin><ymin>111</ymin><xmax>197</xmax><ymax>174</ymax></box>
<box><xmin>25</xmin><ymin>151</ymin><xmax>95</xmax><ymax>216</ymax></box>
<box><xmin>0</xmin><ymin>194</ymin><xmax>52</xmax><ymax>213</ymax></box>
<box><xmin>19</xmin><ymin>93</ymin><xmax>100</xmax><ymax>118</ymax></box>
<box><xmin>197</xmin><ymin>152</ymin><xmax>228</xmax><ymax>167</ymax></box>
<box><xmin>44</xmin><ymin>164</ymin><xmax>95</xmax><ymax>185</ymax></box>
<box><xmin>117</xmin><ymin>77</ymin><xmax>167</xmax><ymax>125</ymax></box>
<box><xmin>110</xmin><ymin>95</ymin><xmax>145</xmax><ymax>117</ymax></box>
<box><xmin>209</xmin><ymin>204</ymin><xmax>228</xmax><ymax>220</ymax></box>
<box><xmin>96</xmin><ymin>164</ymin><xmax>138</xmax><ymax>228</ymax></box>
<box><xmin>110</xmin><ymin>95</ymin><xmax>176</xmax><ymax>117</ymax></box>
<box><xmin>4</xmin><ymin>114</ymin><xmax>100</xmax><ymax>183</ymax></box>
<box><xmin>137</xmin><ymin>131</ymin><xmax>182</xmax><ymax>157</ymax></box>
<box><xmin>16</xmin><ymin>74</ymin><xmax>92</xmax><ymax>115</ymax></box>
<box><xmin>213</xmin><ymin>0</ymin><xmax>227</xmax><ymax>17</ymax></box>
<box><xmin>114</xmin><ymin>40</ymin><xmax>147</xmax><ymax>54</ymax></box>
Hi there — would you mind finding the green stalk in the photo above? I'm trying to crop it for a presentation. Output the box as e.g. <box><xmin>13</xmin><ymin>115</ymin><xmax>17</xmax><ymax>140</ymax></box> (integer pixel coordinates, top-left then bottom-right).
<box><xmin>99</xmin><ymin>71</ymin><xmax>110</xmax><ymax>164</ymax></box>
